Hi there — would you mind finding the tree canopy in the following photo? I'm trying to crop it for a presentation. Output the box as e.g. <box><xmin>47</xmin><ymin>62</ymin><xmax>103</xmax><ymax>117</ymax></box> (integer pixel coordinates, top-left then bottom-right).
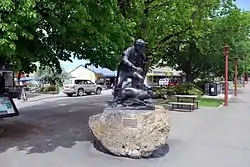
<box><xmin>0</xmin><ymin>0</ymin><xmax>136</xmax><ymax>72</ymax></box>
<box><xmin>1</xmin><ymin>0</ymin><xmax>250</xmax><ymax>82</ymax></box>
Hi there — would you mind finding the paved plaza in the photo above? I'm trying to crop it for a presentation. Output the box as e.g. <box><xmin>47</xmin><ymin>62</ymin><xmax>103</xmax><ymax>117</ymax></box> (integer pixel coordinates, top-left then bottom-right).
<box><xmin>1</xmin><ymin>87</ymin><xmax>250</xmax><ymax>167</ymax></box>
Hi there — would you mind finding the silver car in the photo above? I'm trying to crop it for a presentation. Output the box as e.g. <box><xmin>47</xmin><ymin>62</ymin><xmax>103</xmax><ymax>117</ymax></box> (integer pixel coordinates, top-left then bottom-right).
<box><xmin>63</xmin><ymin>78</ymin><xmax>103</xmax><ymax>97</ymax></box>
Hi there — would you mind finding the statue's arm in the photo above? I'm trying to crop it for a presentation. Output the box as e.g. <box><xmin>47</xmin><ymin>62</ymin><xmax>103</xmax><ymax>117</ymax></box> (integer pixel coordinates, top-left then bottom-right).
<box><xmin>122</xmin><ymin>48</ymin><xmax>136</xmax><ymax>70</ymax></box>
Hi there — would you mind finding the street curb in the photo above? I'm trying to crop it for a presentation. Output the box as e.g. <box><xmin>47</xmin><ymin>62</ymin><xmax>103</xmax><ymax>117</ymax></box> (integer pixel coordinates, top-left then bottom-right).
<box><xmin>218</xmin><ymin>103</ymin><xmax>224</xmax><ymax>108</ymax></box>
<box><xmin>13</xmin><ymin>94</ymin><xmax>64</xmax><ymax>105</ymax></box>
<box><xmin>14</xmin><ymin>90</ymin><xmax>112</xmax><ymax>104</ymax></box>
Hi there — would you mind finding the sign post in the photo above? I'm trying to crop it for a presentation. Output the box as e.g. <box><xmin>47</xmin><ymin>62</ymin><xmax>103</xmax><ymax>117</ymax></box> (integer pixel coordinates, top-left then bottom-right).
<box><xmin>0</xmin><ymin>70</ymin><xmax>19</xmax><ymax>119</ymax></box>
<box><xmin>0</xmin><ymin>93</ymin><xmax>19</xmax><ymax>119</ymax></box>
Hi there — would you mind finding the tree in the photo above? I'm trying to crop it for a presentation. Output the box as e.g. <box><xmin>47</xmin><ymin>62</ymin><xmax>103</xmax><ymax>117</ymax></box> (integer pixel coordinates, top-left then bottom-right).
<box><xmin>0</xmin><ymin>0</ymin><xmax>140</xmax><ymax>92</ymax></box>
<box><xmin>0</xmin><ymin>0</ymin><xmax>137</xmax><ymax>73</ymax></box>
<box><xmin>147</xmin><ymin>0</ymin><xmax>250</xmax><ymax>82</ymax></box>
<box><xmin>36</xmin><ymin>66</ymin><xmax>68</xmax><ymax>85</ymax></box>
<box><xmin>1</xmin><ymin>0</ymin><xmax>249</xmax><ymax>88</ymax></box>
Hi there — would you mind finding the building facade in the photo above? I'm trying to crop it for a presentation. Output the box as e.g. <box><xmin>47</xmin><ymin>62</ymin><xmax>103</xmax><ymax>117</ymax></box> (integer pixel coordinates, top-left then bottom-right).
<box><xmin>68</xmin><ymin>65</ymin><xmax>117</xmax><ymax>88</ymax></box>
<box><xmin>69</xmin><ymin>64</ymin><xmax>183</xmax><ymax>87</ymax></box>
<box><xmin>144</xmin><ymin>66</ymin><xmax>183</xmax><ymax>86</ymax></box>
<box><xmin>68</xmin><ymin>65</ymin><xmax>97</xmax><ymax>83</ymax></box>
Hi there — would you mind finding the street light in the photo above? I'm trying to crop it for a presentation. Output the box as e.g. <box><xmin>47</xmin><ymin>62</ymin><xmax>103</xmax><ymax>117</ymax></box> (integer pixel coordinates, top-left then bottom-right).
<box><xmin>234</xmin><ymin>56</ymin><xmax>238</xmax><ymax>96</ymax></box>
<box><xmin>223</xmin><ymin>44</ymin><xmax>229</xmax><ymax>106</ymax></box>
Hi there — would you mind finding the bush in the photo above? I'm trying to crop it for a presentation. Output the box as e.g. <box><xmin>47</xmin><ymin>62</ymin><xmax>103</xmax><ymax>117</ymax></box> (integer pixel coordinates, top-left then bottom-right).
<box><xmin>39</xmin><ymin>87</ymin><xmax>45</xmax><ymax>92</ymax></box>
<box><xmin>194</xmin><ymin>80</ymin><xmax>210</xmax><ymax>91</ymax></box>
<box><xmin>40</xmin><ymin>85</ymin><xmax>57</xmax><ymax>93</ymax></box>
<box><xmin>152</xmin><ymin>87</ymin><xmax>176</xmax><ymax>98</ymax></box>
<box><xmin>152</xmin><ymin>83</ymin><xmax>204</xmax><ymax>99</ymax></box>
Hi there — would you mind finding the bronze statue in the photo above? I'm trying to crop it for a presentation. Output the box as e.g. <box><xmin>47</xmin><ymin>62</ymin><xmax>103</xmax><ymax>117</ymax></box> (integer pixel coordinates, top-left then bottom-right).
<box><xmin>110</xmin><ymin>39</ymin><xmax>155</xmax><ymax>109</ymax></box>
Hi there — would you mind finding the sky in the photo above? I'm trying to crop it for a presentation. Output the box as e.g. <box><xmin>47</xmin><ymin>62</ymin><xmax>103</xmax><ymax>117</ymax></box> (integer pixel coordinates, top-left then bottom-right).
<box><xmin>236</xmin><ymin>0</ymin><xmax>250</xmax><ymax>11</ymax></box>
<box><xmin>60</xmin><ymin>59</ymin><xmax>88</xmax><ymax>73</ymax></box>
<box><xmin>60</xmin><ymin>0</ymin><xmax>250</xmax><ymax>72</ymax></box>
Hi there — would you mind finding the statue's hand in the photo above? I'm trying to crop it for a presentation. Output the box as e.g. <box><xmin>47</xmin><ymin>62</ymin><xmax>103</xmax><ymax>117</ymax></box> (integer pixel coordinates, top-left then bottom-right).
<box><xmin>135</xmin><ymin>67</ymin><xmax>143</xmax><ymax>73</ymax></box>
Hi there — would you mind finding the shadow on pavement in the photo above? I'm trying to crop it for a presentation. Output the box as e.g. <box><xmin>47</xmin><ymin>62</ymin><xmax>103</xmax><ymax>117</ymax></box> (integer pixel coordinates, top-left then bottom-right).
<box><xmin>0</xmin><ymin>103</ymin><xmax>104</xmax><ymax>154</ymax></box>
<box><xmin>93</xmin><ymin>136</ymin><xmax>170</xmax><ymax>159</ymax></box>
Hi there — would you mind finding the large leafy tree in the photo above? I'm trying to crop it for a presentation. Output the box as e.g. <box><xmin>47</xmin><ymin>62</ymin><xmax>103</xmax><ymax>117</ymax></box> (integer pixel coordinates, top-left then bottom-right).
<box><xmin>1</xmin><ymin>0</ymin><xmax>249</xmax><ymax>87</ymax></box>
<box><xmin>150</xmin><ymin>0</ymin><xmax>250</xmax><ymax>82</ymax></box>
<box><xmin>118</xmin><ymin>0</ymin><xmax>250</xmax><ymax>82</ymax></box>
<box><xmin>0</xmin><ymin>0</ymin><xmax>136</xmax><ymax>72</ymax></box>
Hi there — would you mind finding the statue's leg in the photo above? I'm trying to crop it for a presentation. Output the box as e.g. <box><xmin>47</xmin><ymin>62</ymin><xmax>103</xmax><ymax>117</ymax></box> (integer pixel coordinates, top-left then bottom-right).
<box><xmin>132</xmin><ymin>72</ymin><xmax>144</xmax><ymax>89</ymax></box>
<box><xmin>113</xmin><ymin>73</ymin><xmax>126</xmax><ymax>99</ymax></box>
<box><xmin>132</xmin><ymin>98</ymin><xmax>147</xmax><ymax>106</ymax></box>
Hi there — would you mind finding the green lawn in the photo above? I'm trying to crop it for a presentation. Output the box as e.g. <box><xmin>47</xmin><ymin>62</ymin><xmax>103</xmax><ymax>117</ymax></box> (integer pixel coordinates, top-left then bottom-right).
<box><xmin>157</xmin><ymin>97</ymin><xmax>223</xmax><ymax>107</ymax></box>
<box><xmin>196</xmin><ymin>98</ymin><xmax>223</xmax><ymax>107</ymax></box>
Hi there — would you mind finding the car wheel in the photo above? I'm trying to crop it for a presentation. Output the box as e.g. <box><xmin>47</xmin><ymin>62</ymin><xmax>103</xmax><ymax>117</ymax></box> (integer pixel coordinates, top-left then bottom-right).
<box><xmin>77</xmin><ymin>89</ymin><xmax>85</xmax><ymax>96</ymax></box>
<box><xmin>67</xmin><ymin>94</ymin><xmax>73</xmax><ymax>97</ymax></box>
<box><xmin>95</xmin><ymin>88</ymin><xmax>102</xmax><ymax>95</ymax></box>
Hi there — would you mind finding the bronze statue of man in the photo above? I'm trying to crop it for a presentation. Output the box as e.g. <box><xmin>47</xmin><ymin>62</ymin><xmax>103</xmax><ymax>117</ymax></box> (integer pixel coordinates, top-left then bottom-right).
<box><xmin>113</xmin><ymin>39</ymin><xmax>147</xmax><ymax>99</ymax></box>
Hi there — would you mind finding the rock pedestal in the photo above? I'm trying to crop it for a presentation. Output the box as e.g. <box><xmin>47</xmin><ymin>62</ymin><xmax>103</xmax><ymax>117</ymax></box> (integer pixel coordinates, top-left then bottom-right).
<box><xmin>88</xmin><ymin>105</ymin><xmax>170</xmax><ymax>158</ymax></box>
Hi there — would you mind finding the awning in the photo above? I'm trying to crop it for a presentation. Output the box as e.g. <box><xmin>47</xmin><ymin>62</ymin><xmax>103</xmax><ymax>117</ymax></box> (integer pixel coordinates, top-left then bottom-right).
<box><xmin>86</xmin><ymin>65</ymin><xmax>117</xmax><ymax>77</ymax></box>
<box><xmin>147</xmin><ymin>71</ymin><xmax>181</xmax><ymax>77</ymax></box>
<box><xmin>102</xmin><ymin>71</ymin><xmax>117</xmax><ymax>78</ymax></box>
<box><xmin>19</xmin><ymin>77</ymin><xmax>35</xmax><ymax>82</ymax></box>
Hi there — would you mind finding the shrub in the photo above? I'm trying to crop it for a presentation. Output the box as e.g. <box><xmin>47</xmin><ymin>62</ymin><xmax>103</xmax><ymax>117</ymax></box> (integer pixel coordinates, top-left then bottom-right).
<box><xmin>152</xmin><ymin>83</ymin><xmax>204</xmax><ymax>99</ymax></box>
<box><xmin>194</xmin><ymin>80</ymin><xmax>210</xmax><ymax>91</ymax></box>
<box><xmin>39</xmin><ymin>87</ymin><xmax>45</xmax><ymax>92</ymax></box>
<box><xmin>40</xmin><ymin>85</ymin><xmax>57</xmax><ymax>92</ymax></box>
<box><xmin>152</xmin><ymin>87</ymin><xmax>176</xmax><ymax>98</ymax></box>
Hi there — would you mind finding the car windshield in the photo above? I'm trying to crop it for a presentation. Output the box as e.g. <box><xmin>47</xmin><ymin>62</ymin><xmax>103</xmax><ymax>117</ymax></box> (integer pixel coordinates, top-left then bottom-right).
<box><xmin>63</xmin><ymin>79</ymin><xmax>73</xmax><ymax>85</ymax></box>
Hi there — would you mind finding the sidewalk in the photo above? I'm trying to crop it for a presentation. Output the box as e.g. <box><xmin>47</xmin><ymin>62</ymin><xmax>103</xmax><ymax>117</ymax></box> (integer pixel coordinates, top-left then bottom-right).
<box><xmin>1</xmin><ymin>86</ymin><xmax>250</xmax><ymax>167</ymax></box>
<box><xmin>13</xmin><ymin>89</ymin><xmax>112</xmax><ymax>109</ymax></box>
<box><xmin>13</xmin><ymin>93</ymin><xmax>65</xmax><ymax>109</ymax></box>
<box><xmin>160</xmin><ymin>84</ymin><xmax>250</xmax><ymax>167</ymax></box>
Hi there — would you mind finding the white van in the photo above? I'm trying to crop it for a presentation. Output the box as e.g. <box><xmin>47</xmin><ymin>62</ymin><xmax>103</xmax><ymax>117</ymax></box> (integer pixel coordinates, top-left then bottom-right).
<box><xmin>158</xmin><ymin>78</ymin><xmax>170</xmax><ymax>86</ymax></box>
<box><xmin>63</xmin><ymin>78</ymin><xmax>102</xmax><ymax>97</ymax></box>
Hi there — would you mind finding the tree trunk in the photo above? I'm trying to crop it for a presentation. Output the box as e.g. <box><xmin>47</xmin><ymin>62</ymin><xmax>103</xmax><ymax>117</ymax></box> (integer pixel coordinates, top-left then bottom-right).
<box><xmin>185</xmin><ymin>72</ymin><xmax>195</xmax><ymax>83</ymax></box>
<box><xmin>0</xmin><ymin>62</ymin><xmax>6</xmax><ymax>94</ymax></box>
<box><xmin>141</xmin><ymin>51</ymin><xmax>151</xmax><ymax>81</ymax></box>
<box><xmin>0</xmin><ymin>73</ymin><xmax>5</xmax><ymax>94</ymax></box>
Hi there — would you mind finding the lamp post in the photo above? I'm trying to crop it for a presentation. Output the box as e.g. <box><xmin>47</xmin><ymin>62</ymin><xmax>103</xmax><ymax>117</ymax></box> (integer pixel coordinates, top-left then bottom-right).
<box><xmin>223</xmin><ymin>44</ymin><xmax>229</xmax><ymax>106</ymax></box>
<box><xmin>234</xmin><ymin>56</ymin><xmax>238</xmax><ymax>96</ymax></box>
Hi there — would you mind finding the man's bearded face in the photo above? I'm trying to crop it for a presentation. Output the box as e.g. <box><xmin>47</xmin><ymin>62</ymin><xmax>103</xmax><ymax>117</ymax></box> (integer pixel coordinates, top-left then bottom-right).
<box><xmin>135</xmin><ymin>44</ymin><xmax>145</xmax><ymax>53</ymax></box>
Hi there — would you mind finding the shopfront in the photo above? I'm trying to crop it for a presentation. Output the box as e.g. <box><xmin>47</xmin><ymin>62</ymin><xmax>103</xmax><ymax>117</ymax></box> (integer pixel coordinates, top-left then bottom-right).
<box><xmin>144</xmin><ymin>67</ymin><xmax>183</xmax><ymax>86</ymax></box>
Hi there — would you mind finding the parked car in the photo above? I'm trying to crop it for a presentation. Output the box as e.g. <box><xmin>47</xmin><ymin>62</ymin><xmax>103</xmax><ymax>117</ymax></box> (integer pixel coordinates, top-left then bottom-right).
<box><xmin>168</xmin><ymin>79</ymin><xmax>178</xmax><ymax>86</ymax></box>
<box><xmin>63</xmin><ymin>78</ymin><xmax>102</xmax><ymax>97</ymax></box>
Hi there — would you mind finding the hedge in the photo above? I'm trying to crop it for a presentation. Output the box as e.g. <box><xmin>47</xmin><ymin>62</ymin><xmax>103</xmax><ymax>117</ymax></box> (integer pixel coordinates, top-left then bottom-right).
<box><xmin>152</xmin><ymin>83</ymin><xmax>204</xmax><ymax>99</ymax></box>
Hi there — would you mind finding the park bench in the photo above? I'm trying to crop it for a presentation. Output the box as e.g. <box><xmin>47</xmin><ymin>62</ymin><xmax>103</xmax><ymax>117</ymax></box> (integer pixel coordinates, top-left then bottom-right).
<box><xmin>178</xmin><ymin>99</ymin><xmax>200</xmax><ymax>109</ymax></box>
<box><xmin>169</xmin><ymin>102</ymin><xmax>195</xmax><ymax>112</ymax></box>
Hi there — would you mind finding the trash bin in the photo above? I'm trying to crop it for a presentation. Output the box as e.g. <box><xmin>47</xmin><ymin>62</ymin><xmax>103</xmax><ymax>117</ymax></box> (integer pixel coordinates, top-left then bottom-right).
<box><xmin>209</xmin><ymin>83</ymin><xmax>218</xmax><ymax>96</ymax></box>
<box><xmin>217</xmin><ymin>83</ymin><xmax>222</xmax><ymax>94</ymax></box>
<box><xmin>205</xmin><ymin>83</ymin><xmax>210</xmax><ymax>95</ymax></box>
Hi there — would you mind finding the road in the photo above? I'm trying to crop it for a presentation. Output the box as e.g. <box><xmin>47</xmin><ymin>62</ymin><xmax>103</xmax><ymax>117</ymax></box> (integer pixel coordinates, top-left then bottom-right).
<box><xmin>0</xmin><ymin>94</ymin><xmax>114</xmax><ymax>166</ymax></box>
<box><xmin>1</xmin><ymin>87</ymin><xmax>250</xmax><ymax>167</ymax></box>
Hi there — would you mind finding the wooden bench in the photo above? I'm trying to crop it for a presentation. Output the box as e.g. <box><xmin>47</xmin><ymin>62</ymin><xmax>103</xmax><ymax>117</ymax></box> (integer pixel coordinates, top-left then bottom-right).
<box><xmin>178</xmin><ymin>100</ymin><xmax>200</xmax><ymax>109</ymax></box>
<box><xmin>169</xmin><ymin>102</ymin><xmax>195</xmax><ymax>112</ymax></box>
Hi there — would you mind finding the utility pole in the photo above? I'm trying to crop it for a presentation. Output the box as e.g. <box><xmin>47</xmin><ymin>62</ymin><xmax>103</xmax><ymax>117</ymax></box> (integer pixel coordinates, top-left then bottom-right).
<box><xmin>223</xmin><ymin>44</ymin><xmax>229</xmax><ymax>106</ymax></box>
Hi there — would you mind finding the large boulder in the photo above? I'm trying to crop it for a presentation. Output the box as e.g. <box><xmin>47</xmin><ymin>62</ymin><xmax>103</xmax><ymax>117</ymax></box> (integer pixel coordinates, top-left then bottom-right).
<box><xmin>88</xmin><ymin>105</ymin><xmax>170</xmax><ymax>158</ymax></box>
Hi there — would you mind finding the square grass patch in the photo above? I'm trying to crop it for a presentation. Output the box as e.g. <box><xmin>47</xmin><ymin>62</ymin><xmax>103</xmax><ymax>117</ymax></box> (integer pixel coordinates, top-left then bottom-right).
<box><xmin>197</xmin><ymin>98</ymin><xmax>223</xmax><ymax>107</ymax></box>
<box><xmin>156</xmin><ymin>97</ymin><xmax>223</xmax><ymax>108</ymax></box>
